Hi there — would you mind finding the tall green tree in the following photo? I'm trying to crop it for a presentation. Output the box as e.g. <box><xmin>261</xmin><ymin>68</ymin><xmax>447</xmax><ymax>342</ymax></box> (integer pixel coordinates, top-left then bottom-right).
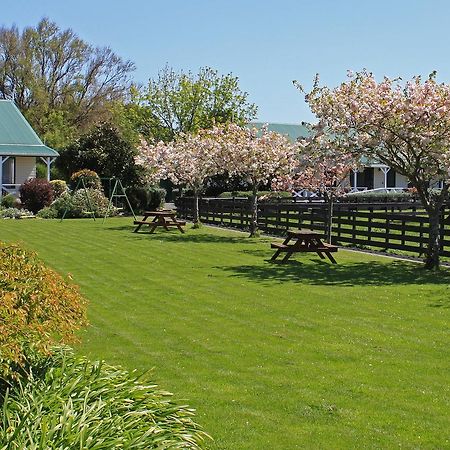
<box><xmin>57</xmin><ymin>123</ymin><xmax>144</xmax><ymax>186</ymax></box>
<box><xmin>123</xmin><ymin>65</ymin><xmax>257</xmax><ymax>142</ymax></box>
<box><xmin>0</xmin><ymin>18</ymin><xmax>135</xmax><ymax>148</ymax></box>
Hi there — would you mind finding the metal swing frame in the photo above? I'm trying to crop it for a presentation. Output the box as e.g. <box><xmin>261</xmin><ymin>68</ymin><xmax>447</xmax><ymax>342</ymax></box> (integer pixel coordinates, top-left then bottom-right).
<box><xmin>102</xmin><ymin>177</ymin><xmax>136</xmax><ymax>223</ymax></box>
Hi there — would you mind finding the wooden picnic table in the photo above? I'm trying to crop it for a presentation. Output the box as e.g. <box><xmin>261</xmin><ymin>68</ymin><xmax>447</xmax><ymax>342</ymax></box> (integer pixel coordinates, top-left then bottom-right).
<box><xmin>133</xmin><ymin>210</ymin><xmax>186</xmax><ymax>234</ymax></box>
<box><xmin>270</xmin><ymin>229</ymin><xmax>338</xmax><ymax>264</ymax></box>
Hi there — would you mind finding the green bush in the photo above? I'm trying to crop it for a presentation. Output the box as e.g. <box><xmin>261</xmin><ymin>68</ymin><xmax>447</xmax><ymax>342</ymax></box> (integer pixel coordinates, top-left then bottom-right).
<box><xmin>36</xmin><ymin>206</ymin><xmax>58</xmax><ymax>219</ymax></box>
<box><xmin>218</xmin><ymin>190</ymin><xmax>292</xmax><ymax>199</ymax></box>
<box><xmin>49</xmin><ymin>179</ymin><xmax>68</xmax><ymax>198</ymax></box>
<box><xmin>35</xmin><ymin>161</ymin><xmax>47</xmax><ymax>179</ymax></box>
<box><xmin>49</xmin><ymin>189</ymin><xmax>116</xmax><ymax>218</ymax></box>
<box><xmin>48</xmin><ymin>193</ymin><xmax>73</xmax><ymax>217</ymax></box>
<box><xmin>0</xmin><ymin>243</ymin><xmax>87</xmax><ymax>380</ymax></box>
<box><xmin>70</xmin><ymin>169</ymin><xmax>102</xmax><ymax>191</ymax></box>
<box><xmin>342</xmin><ymin>190</ymin><xmax>414</xmax><ymax>202</ymax></box>
<box><xmin>0</xmin><ymin>348</ymin><xmax>209</xmax><ymax>449</ymax></box>
<box><xmin>1</xmin><ymin>194</ymin><xmax>17</xmax><ymax>208</ymax></box>
<box><xmin>72</xmin><ymin>188</ymin><xmax>112</xmax><ymax>217</ymax></box>
<box><xmin>126</xmin><ymin>186</ymin><xmax>166</xmax><ymax>212</ymax></box>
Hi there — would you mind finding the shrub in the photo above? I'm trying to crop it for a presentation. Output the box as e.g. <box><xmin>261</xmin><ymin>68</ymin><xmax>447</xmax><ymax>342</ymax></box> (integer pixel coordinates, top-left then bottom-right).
<box><xmin>0</xmin><ymin>208</ymin><xmax>33</xmax><ymax>219</ymax></box>
<box><xmin>126</xmin><ymin>186</ymin><xmax>166</xmax><ymax>212</ymax></box>
<box><xmin>70</xmin><ymin>169</ymin><xmax>102</xmax><ymax>191</ymax></box>
<box><xmin>72</xmin><ymin>188</ymin><xmax>112</xmax><ymax>216</ymax></box>
<box><xmin>50</xmin><ymin>189</ymin><xmax>116</xmax><ymax>218</ymax></box>
<box><xmin>19</xmin><ymin>178</ymin><xmax>53</xmax><ymax>213</ymax></box>
<box><xmin>48</xmin><ymin>193</ymin><xmax>73</xmax><ymax>218</ymax></box>
<box><xmin>0</xmin><ymin>348</ymin><xmax>209</xmax><ymax>448</ymax></box>
<box><xmin>342</xmin><ymin>190</ymin><xmax>414</xmax><ymax>203</ymax></box>
<box><xmin>36</xmin><ymin>206</ymin><xmax>58</xmax><ymax>219</ymax></box>
<box><xmin>218</xmin><ymin>190</ymin><xmax>293</xmax><ymax>199</ymax></box>
<box><xmin>1</xmin><ymin>194</ymin><xmax>16</xmax><ymax>208</ymax></box>
<box><xmin>0</xmin><ymin>243</ymin><xmax>87</xmax><ymax>380</ymax></box>
<box><xmin>35</xmin><ymin>161</ymin><xmax>47</xmax><ymax>179</ymax></box>
<box><xmin>49</xmin><ymin>179</ymin><xmax>68</xmax><ymax>198</ymax></box>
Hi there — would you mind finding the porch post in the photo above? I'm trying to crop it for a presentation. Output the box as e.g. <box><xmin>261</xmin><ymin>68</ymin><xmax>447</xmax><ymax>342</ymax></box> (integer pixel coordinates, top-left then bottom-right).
<box><xmin>353</xmin><ymin>169</ymin><xmax>358</xmax><ymax>190</ymax></box>
<box><xmin>381</xmin><ymin>166</ymin><xmax>390</xmax><ymax>188</ymax></box>
<box><xmin>40</xmin><ymin>157</ymin><xmax>55</xmax><ymax>181</ymax></box>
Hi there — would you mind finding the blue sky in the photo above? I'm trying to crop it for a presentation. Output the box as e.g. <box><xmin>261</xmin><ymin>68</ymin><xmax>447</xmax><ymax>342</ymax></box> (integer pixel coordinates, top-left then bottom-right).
<box><xmin>3</xmin><ymin>0</ymin><xmax>450</xmax><ymax>123</ymax></box>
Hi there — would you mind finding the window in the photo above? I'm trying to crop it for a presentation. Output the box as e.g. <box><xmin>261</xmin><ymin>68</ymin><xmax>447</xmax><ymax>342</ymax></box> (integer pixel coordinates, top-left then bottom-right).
<box><xmin>387</xmin><ymin>169</ymin><xmax>396</xmax><ymax>188</ymax></box>
<box><xmin>2</xmin><ymin>157</ymin><xmax>15</xmax><ymax>184</ymax></box>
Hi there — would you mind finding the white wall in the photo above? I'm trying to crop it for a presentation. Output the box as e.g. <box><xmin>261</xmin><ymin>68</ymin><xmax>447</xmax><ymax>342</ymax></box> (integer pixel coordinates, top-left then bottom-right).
<box><xmin>396</xmin><ymin>173</ymin><xmax>409</xmax><ymax>188</ymax></box>
<box><xmin>16</xmin><ymin>157</ymin><xmax>36</xmax><ymax>185</ymax></box>
<box><xmin>346</xmin><ymin>168</ymin><xmax>410</xmax><ymax>189</ymax></box>
<box><xmin>373</xmin><ymin>169</ymin><xmax>385</xmax><ymax>188</ymax></box>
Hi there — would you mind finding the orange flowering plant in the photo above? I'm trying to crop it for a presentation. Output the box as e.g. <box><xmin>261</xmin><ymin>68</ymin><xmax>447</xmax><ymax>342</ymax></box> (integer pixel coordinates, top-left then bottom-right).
<box><xmin>0</xmin><ymin>242</ymin><xmax>87</xmax><ymax>379</ymax></box>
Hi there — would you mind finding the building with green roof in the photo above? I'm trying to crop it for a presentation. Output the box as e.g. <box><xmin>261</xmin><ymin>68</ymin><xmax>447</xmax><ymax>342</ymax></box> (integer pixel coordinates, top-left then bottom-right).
<box><xmin>0</xmin><ymin>100</ymin><xmax>59</xmax><ymax>198</ymax></box>
<box><xmin>249</xmin><ymin>122</ymin><xmax>310</xmax><ymax>142</ymax></box>
<box><xmin>249</xmin><ymin>121</ymin><xmax>412</xmax><ymax>192</ymax></box>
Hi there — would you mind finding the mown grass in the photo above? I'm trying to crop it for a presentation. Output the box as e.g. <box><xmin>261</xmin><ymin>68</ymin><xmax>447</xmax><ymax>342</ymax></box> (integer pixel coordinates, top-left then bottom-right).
<box><xmin>1</xmin><ymin>218</ymin><xmax>449</xmax><ymax>449</ymax></box>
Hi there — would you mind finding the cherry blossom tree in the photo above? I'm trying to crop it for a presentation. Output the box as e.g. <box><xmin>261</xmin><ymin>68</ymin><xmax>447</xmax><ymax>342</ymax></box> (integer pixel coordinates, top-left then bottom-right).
<box><xmin>223</xmin><ymin>124</ymin><xmax>296</xmax><ymax>237</ymax></box>
<box><xmin>135</xmin><ymin>138</ymin><xmax>172</xmax><ymax>185</ymax></box>
<box><xmin>137</xmin><ymin>124</ymin><xmax>296</xmax><ymax>236</ymax></box>
<box><xmin>136</xmin><ymin>128</ymin><xmax>224</xmax><ymax>227</ymax></box>
<box><xmin>298</xmin><ymin>71</ymin><xmax>450</xmax><ymax>270</ymax></box>
<box><xmin>274</xmin><ymin>127</ymin><xmax>357</xmax><ymax>243</ymax></box>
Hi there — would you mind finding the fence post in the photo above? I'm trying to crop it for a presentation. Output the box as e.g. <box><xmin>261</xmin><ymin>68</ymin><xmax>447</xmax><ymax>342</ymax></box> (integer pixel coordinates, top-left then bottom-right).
<box><xmin>368</xmin><ymin>207</ymin><xmax>373</xmax><ymax>243</ymax></box>
<box><xmin>385</xmin><ymin>217</ymin><xmax>390</xmax><ymax>249</ymax></box>
<box><xmin>439</xmin><ymin>205</ymin><xmax>445</xmax><ymax>255</ymax></box>
<box><xmin>335</xmin><ymin>203</ymin><xmax>341</xmax><ymax>240</ymax></box>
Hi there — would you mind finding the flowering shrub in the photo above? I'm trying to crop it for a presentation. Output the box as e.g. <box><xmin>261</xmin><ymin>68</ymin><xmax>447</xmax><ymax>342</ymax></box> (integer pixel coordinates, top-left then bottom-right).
<box><xmin>19</xmin><ymin>178</ymin><xmax>53</xmax><ymax>213</ymax></box>
<box><xmin>70</xmin><ymin>169</ymin><xmax>102</xmax><ymax>191</ymax></box>
<box><xmin>0</xmin><ymin>207</ymin><xmax>34</xmax><ymax>219</ymax></box>
<box><xmin>0</xmin><ymin>242</ymin><xmax>87</xmax><ymax>379</ymax></box>
<box><xmin>49</xmin><ymin>189</ymin><xmax>116</xmax><ymax>218</ymax></box>
<box><xmin>72</xmin><ymin>188</ymin><xmax>111</xmax><ymax>216</ymax></box>
<box><xmin>49</xmin><ymin>179</ymin><xmax>68</xmax><ymax>198</ymax></box>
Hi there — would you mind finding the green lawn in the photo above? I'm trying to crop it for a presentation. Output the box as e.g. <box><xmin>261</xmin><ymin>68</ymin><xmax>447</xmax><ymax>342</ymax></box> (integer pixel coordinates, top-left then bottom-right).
<box><xmin>2</xmin><ymin>218</ymin><xmax>449</xmax><ymax>449</ymax></box>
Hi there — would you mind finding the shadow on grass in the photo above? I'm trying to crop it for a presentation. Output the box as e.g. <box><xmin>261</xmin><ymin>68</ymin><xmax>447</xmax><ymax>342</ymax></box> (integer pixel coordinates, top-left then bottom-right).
<box><xmin>102</xmin><ymin>224</ymin><xmax>259</xmax><ymax>245</ymax></box>
<box><xmin>218</xmin><ymin>259</ymin><xmax>450</xmax><ymax>287</ymax></box>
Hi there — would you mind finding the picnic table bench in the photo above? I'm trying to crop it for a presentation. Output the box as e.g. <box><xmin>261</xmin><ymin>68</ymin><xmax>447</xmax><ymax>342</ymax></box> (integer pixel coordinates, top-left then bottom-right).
<box><xmin>270</xmin><ymin>229</ymin><xmax>338</xmax><ymax>264</ymax></box>
<box><xmin>133</xmin><ymin>210</ymin><xmax>186</xmax><ymax>233</ymax></box>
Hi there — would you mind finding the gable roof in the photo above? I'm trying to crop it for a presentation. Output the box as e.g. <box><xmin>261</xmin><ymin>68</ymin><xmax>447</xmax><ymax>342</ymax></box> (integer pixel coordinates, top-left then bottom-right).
<box><xmin>248</xmin><ymin>122</ymin><xmax>310</xmax><ymax>142</ymax></box>
<box><xmin>0</xmin><ymin>100</ymin><xmax>59</xmax><ymax>157</ymax></box>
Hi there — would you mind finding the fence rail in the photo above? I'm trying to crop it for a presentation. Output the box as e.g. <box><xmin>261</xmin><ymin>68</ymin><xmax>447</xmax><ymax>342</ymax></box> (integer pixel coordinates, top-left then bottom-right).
<box><xmin>175</xmin><ymin>197</ymin><xmax>450</xmax><ymax>258</ymax></box>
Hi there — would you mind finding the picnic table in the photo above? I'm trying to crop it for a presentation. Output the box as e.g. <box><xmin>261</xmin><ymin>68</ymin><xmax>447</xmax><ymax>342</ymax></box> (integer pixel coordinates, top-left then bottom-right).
<box><xmin>133</xmin><ymin>210</ymin><xmax>186</xmax><ymax>233</ymax></box>
<box><xmin>270</xmin><ymin>229</ymin><xmax>338</xmax><ymax>264</ymax></box>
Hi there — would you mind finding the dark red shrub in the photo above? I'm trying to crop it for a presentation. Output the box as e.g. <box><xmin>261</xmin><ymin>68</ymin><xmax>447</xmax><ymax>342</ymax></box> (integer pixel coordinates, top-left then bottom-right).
<box><xmin>20</xmin><ymin>178</ymin><xmax>53</xmax><ymax>213</ymax></box>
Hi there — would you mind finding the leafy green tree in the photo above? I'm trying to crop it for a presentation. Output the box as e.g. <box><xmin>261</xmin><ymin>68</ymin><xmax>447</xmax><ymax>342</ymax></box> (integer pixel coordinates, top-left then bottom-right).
<box><xmin>56</xmin><ymin>124</ymin><xmax>144</xmax><ymax>186</ymax></box>
<box><xmin>124</xmin><ymin>65</ymin><xmax>257</xmax><ymax>142</ymax></box>
<box><xmin>0</xmin><ymin>18</ymin><xmax>134</xmax><ymax>148</ymax></box>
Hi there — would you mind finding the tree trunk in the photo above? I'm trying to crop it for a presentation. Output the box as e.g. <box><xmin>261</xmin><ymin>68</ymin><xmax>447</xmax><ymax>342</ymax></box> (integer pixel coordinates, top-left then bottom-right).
<box><xmin>410</xmin><ymin>181</ymin><xmax>447</xmax><ymax>270</ymax></box>
<box><xmin>325</xmin><ymin>193</ymin><xmax>334</xmax><ymax>244</ymax></box>
<box><xmin>249</xmin><ymin>185</ymin><xmax>258</xmax><ymax>237</ymax></box>
<box><xmin>425</xmin><ymin>205</ymin><xmax>442</xmax><ymax>270</ymax></box>
<box><xmin>193</xmin><ymin>190</ymin><xmax>200</xmax><ymax>228</ymax></box>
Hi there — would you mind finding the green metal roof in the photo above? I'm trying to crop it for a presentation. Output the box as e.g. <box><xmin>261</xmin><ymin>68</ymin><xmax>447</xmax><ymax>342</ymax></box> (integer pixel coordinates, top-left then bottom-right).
<box><xmin>0</xmin><ymin>100</ymin><xmax>59</xmax><ymax>157</ymax></box>
<box><xmin>249</xmin><ymin>122</ymin><xmax>310</xmax><ymax>142</ymax></box>
<box><xmin>249</xmin><ymin>122</ymin><xmax>388</xmax><ymax>166</ymax></box>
